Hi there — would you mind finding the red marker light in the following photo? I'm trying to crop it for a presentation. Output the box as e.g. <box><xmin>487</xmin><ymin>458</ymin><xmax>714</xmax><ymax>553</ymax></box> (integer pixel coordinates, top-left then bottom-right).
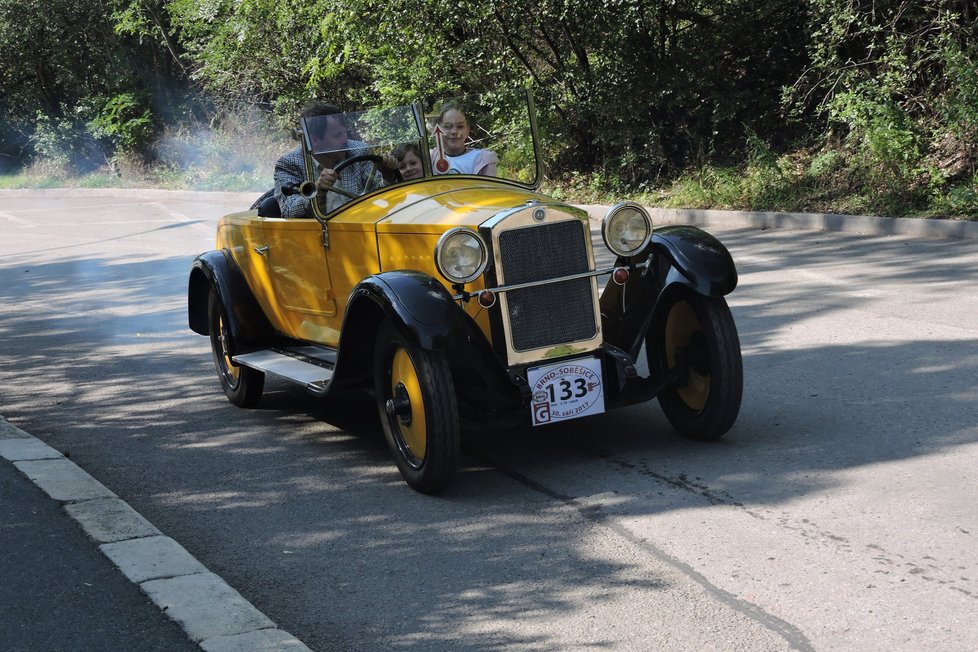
<box><xmin>612</xmin><ymin>267</ymin><xmax>629</xmax><ymax>285</ymax></box>
<box><xmin>478</xmin><ymin>290</ymin><xmax>496</xmax><ymax>308</ymax></box>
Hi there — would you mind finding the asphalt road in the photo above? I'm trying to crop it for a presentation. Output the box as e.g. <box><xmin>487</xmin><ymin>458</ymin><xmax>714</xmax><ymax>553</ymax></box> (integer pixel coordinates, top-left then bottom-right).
<box><xmin>1</xmin><ymin>190</ymin><xmax>976</xmax><ymax>651</ymax></box>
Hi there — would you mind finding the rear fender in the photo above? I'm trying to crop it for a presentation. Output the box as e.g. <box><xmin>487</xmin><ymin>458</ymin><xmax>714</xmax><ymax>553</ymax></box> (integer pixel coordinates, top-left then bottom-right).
<box><xmin>187</xmin><ymin>250</ymin><xmax>272</xmax><ymax>348</ymax></box>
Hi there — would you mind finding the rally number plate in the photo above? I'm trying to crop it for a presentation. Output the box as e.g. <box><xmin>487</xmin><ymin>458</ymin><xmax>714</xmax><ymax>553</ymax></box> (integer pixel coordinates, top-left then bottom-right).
<box><xmin>527</xmin><ymin>357</ymin><xmax>605</xmax><ymax>426</ymax></box>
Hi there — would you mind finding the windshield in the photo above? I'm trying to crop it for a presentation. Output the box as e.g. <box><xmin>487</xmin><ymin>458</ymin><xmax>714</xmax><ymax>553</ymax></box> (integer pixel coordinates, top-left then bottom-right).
<box><xmin>302</xmin><ymin>105</ymin><xmax>421</xmax><ymax>159</ymax></box>
<box><xmin>298</xmin><ymin>90</ymin><xmax>540</xmax><ymax>215</ymax></box>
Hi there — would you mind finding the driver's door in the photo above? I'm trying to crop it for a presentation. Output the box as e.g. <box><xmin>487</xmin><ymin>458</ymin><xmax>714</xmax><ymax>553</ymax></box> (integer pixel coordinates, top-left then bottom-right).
<box><xmin>259</xmin><ymin>217</ymin><xmax>339</xmax><ymax>346</ymax></box>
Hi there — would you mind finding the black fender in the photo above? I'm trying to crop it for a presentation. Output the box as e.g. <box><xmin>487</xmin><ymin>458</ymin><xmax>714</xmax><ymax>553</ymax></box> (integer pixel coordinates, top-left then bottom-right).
<box><xmin>600</xmin><ymin>225</ymin><xmax>737</xmax><ymax>360</ymax></box>
<box><xmin>349</xmin><ymin>270</ymin><xmax>461</xmax><ymax>350</ymax></box>
<box><xmin>649</xmin><ymin>225</ymin><xmax>738</xmax><ymax>296</ymax></box>
<box><xmin>328</xmin><ymin>271</ymin><xmax>465</xmax><ymax>390</ymax></box>
<box><xmin>331</xmin><ymin>270</ymin><xmax>524</xmax><ymax>417</ymax></box>
<box><xmin>187</xmin><ymin>250</ymin><xmax>273</xmax><ymax>348</ymax></box>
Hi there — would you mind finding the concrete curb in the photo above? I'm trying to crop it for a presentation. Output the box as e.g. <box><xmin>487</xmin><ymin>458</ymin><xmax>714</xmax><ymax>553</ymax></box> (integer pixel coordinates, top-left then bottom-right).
<box><xmin>0</xmin><ymin>416</ymin><xmax>311</xmax><ymax>652</ymax></box>
<box><xmin>577</xmin><ymin>204</ymin><xmax>978</xmax><ymax>240</ymax></box>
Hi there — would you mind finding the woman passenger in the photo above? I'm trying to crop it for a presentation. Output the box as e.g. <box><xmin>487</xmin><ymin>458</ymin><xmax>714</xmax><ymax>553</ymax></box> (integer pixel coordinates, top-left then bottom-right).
<box><xmin>431</xmin><ymin>104</ymin><xmax>498</xmax><ymax>176</ymax></box>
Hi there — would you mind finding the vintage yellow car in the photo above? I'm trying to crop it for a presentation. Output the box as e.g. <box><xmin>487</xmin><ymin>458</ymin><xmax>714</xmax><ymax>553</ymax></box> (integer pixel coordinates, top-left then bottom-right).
<box><xmin>188</xmin><ymin>91</ymin><xmax>742</xmax><ymax>493</ymax></box>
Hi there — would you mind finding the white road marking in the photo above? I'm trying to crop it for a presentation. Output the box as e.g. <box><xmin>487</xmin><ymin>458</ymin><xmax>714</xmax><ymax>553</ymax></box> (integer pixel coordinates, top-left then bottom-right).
<box><xmin>0</xmin><ymin>211</ymin><xmax>34</xmax><ymax>226</ymax></box>
<box><xmin>9</xmin><ymin>201</ymin><xmax>157</xmax><ymax>213</ymax></box>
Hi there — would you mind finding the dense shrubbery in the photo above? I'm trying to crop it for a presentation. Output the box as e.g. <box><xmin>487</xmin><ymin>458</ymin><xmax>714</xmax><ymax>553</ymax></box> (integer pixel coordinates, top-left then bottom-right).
<box><xmin>0</xmin><ymin>0</ymin><xmax>975</xmax><ymax>216</ymax></box>
<box><xmin>782</xmin><ymin>0</ymin><xmax>978</xmax><ymax>216</ymax></box>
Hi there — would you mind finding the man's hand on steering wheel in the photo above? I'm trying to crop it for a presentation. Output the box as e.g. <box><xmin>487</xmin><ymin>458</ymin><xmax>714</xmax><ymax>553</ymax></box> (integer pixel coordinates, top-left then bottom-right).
<box><xmin>319</xmin><ymin>154</ymin><xmax>402</xmax><ymax>200</ymax></box>
<box><xmin>315</xmin><ymin>167</ymin><xmax>339</xmax><ymax>194</ymax></box>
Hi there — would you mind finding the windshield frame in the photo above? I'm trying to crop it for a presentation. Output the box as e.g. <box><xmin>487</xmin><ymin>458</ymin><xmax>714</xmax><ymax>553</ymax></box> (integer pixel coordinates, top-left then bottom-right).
<box><xmin>297</xmin><ymin>89</ymin><xmax>543</xmax><ymax>223</ymax></box>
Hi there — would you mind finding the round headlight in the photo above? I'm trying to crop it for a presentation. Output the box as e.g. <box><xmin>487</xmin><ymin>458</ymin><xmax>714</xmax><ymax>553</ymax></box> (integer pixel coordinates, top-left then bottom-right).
<box><xmin>602</xmin><ymin>203</ymin><xmax>652</xmax><ymax>257</ymax></box>
<box><xmin>435</xmin><ymin>227</ymin><xmax>488</xmax><ymax>284</ymax></box>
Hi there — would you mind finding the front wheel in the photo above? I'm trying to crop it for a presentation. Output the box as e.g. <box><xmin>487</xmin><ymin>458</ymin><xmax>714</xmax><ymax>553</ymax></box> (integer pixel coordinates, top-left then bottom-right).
<box><xmin>374</xmin><ymin>323</ymin><xmax>459</xmax><ymax>493</ymax></box>
<box><xmin>208</xmin><ymin>290</ymin><xmax>264</xmax><ymax>407</ymax></box>
<box><xmin>647</xmin><ymin>289</ymin><xmax>742</xmax><ymax>440</ymax></box>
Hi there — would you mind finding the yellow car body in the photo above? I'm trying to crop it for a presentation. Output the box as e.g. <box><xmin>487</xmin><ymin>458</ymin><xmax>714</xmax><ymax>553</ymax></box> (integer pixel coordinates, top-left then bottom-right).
<box><xmin>188</xmin><ymin>92</ymin><xmax>744</xmax><ymax>493</ymax></box>
<box><xmin>217</xmin><ymin>178</ymin><xmax>553</xmax><ymax>349</ymax></box>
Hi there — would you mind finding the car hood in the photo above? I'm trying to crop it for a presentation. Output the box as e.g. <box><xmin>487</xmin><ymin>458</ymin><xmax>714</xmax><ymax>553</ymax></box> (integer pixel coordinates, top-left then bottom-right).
<box><xmin>330</xmin><ymin>178</ymin><xmax>552</xmax><ymax>234</ymax></box>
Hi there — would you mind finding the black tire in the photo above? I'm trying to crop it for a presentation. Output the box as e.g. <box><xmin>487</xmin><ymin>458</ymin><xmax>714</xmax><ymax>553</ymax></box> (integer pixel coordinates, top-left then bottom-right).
<box><xmin>374</xmin><ymin>323</ymin><xmax>459</xmax><ymax>493</ymax></box>
<box><xmin>647</xmin><ymin>288</ymin><xmax>742</xmax><ymax>440</ymax></box>
<box><xmin>208</xmin><ymin>290</ymin><xmax>264</xmax><ymax>407</ymax></box>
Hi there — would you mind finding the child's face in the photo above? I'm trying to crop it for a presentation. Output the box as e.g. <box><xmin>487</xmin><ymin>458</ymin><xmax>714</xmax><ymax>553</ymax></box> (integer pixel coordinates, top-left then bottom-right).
<box><xmin>438</xmin><ymin>110</ymin><xmax>469</xmax><ymax>155</ymax></box>
<box><xmin>398</xmin><ymin>150</ymin><xmax>423</xmax><ymax>180</ymax></box>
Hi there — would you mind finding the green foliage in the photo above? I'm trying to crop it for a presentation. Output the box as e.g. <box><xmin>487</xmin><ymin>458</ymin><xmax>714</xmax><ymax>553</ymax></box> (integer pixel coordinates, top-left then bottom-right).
<box><xmin>150</xmin><ymin>108</ymin><xmax>285</xmax><ymax>190</ymax></box>
<box><xmin>5</xmin><ymin>108</ymin><xmax>284</xmax><ymax>191</ymax></box>
<box><xmin>161</xmin><ymin>0</ymin><xmax>810</xmax><ymax>183</ymax></box>
<box><xmin>31</xmin><ymin>108</ymin><xmax>104</xmax><ymax>174</ymax></box>
<box><xmin>927</xmin><ymin>173</ymin><xmax>978</xmax><ymax>218</ymax></box>
<box><xmin>1</xmin><ymin>0</ymin><xmax>976</xmax><ymax>217</ymax></box>
<box><xmin>807</xmin><ymin>150</ymin><xmax>844</xmax><ymax>178</ymax></box>
<box><xmin>660</xmin><ymin>166</ymin><xmax>744</xmax><ymax>210</ymax></box>
<box><xmin>0</xmin><ymin>0</ymin><xmax>189</xmax><ymax>170</ymax></box>
<box><xmin>653</xmin><ymin>142</ymin><xmax>978</xmax><ymax>219</ymax></box>
<box><xmin>827</xmin><ymin>86</ymin><xmax>923</xmax><ymax>209</ymax></box>
<box><xmin>942</xmin><ymin>40</ymin><xmax>978</xmax><ymax>134</ymax></box>
<box><xmin>784</xmin><ymin>0</ymin><xmax>978</xmax><ymax>214</ymax></box>
<box><xmin>89</xmin><ymin>93</ymin><xmax>156</xmax><ymax>157</ymax></box>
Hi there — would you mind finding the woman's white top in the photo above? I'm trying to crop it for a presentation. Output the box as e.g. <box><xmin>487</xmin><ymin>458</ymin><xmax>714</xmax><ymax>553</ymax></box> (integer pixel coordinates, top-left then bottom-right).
<box><xmin>431</xmin><ymin>148</ymin><xmax>499</xmax><ymax>175</ymax></box>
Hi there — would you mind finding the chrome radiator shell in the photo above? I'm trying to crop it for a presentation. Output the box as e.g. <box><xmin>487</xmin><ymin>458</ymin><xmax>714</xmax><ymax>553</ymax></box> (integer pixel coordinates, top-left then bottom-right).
<box><xmin>484</xmin><ymin>204</ymin><xmax>603</xmax><ymax>366</ymax></box>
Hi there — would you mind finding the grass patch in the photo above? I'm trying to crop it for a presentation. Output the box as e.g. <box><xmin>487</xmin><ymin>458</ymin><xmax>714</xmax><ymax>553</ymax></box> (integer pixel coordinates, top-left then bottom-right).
<box><xmin>608</xmin><ymin>149</ymin><xmax>974</xmax><ymax>220</ymax></box>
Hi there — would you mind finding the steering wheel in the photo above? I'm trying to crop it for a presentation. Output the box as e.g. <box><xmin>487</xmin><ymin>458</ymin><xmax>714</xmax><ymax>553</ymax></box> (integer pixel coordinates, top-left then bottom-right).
<box><xmin>325</xmin><ymin>154</ymin><xmax>402</xmax><ymax>199</ymax></box>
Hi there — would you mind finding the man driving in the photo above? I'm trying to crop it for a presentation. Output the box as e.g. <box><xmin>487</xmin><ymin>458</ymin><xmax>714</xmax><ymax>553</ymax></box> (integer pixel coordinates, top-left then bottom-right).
<box><xmin>255</xmin><ymin>103</ymin><xmax>397</xmax><ymax>217</ymax></box>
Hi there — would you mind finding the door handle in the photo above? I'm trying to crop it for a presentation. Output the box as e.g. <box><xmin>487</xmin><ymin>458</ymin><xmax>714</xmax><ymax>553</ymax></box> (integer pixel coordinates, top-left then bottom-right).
<box><xmin>254</xmin><ymin>245</ymin><xmax>269</xmax><ymax>255</ymax></box>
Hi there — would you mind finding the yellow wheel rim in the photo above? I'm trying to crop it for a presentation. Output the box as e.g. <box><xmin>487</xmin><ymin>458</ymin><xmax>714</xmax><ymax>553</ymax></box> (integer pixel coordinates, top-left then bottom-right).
<box><xmin>665</xmin><ymin>300</ymin><xmax>710</xmax><ymax>411</ymax></box>
<box><xmin>218</xmin><ymin>316</ymin><xmax>239</xmax><ymax>384</ymax></box>
<box><xmin>390</xmin><ymin>346</ymin><xmax>427</xmax><ymax>462</ymax></box>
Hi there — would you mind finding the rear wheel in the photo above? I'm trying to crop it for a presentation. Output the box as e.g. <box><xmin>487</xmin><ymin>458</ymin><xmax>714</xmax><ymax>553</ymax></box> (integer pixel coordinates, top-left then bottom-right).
<box><xmin>374</xmin><ymin>323</ymin><xmax>459</xmax><ymax>493</ymax></box>
<box><xmin>208</xmin><ymin>290</ymin><xmax>264</xmax><ymax>407</ymax></box>
<box><xmin>647</xmin><ymin>289</ymin><xmax>742</xmax><ymax>440</ymax></box>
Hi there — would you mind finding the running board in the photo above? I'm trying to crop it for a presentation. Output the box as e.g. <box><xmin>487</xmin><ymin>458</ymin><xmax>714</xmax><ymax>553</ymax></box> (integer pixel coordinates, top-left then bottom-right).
<box><xmin>233</xmin><ymin>349</ymin><xmax>334</xmax><ymax>393</ymax></box>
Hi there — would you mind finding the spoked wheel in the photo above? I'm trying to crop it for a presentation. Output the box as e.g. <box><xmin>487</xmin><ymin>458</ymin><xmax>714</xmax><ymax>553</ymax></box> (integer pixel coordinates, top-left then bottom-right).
<box><xmin>374</xmin><ymin>323</ymin><xmax>459</xmax><ymax>493</ymax></box>
<box><xmin>647</xmin><ymin>288</ymin><xmax>742</xmax><ymax>440</ymax></box>
<box><xmin>208</xmin><ymin>290</ymin><xmax>264</xmax><ymax>407</ymax></box>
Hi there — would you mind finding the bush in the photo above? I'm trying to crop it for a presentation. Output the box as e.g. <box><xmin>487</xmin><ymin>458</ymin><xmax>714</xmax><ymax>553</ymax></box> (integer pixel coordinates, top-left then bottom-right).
<box><xmin>88</xmin><ymin>93</ymin><xmax>156</xmax><ymax>160</ymax></box>
<box><xmin>31</xmin><ymin>111</ymin><xmax>104</xmax><ymax>174</ymax></box>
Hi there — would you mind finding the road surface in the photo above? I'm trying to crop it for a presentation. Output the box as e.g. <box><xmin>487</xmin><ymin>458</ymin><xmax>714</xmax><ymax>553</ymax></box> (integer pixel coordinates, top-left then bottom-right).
<box><xmin>1</xmin><ymin>190</ymin><xmax>976</xmax><ymax>650</ymax></box>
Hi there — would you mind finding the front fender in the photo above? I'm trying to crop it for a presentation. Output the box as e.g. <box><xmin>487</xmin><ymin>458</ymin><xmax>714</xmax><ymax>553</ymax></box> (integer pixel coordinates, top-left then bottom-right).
<box><xmin>328</xmin><ymin>271</ymin><xmax>464</xmax><ymax>391</ymax></box>
<box><xmin>649</xmin><ymin>225</ymin><xmax>737</xmax><ymax>296</ymax></box>
<box><xmin>350</xmin><ymin>271</ymin><xmax>461</xmax><ymax>350</ymax></box>
<box><xmin>187</xmin><ymin>250</ymin><xmax>272</xmax><ymax>347</ymax></box>
<box><xmin>600</xmin><ymin>225</ymin><xmax>737</xmax><ymax>359</ymax></box>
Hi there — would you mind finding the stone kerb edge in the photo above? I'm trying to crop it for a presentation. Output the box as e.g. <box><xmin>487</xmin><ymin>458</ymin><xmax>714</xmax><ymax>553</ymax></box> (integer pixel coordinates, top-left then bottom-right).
<box><xmin>0</xmin><ymin>187</ymin><xmax>257</xmax><ymax>203</ymax></box>
<box><xmin>0</xmin><ymin>416</ymin><xmax>310</xmax><ymax>651</ymax></box>
<box><xmin>576</xmin><ymin>204</ymin><xmax>978</xmax><ymax>240</ymax></box>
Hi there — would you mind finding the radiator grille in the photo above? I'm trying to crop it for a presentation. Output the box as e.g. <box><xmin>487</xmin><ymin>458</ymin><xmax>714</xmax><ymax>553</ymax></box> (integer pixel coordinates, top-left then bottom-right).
<box><xmin>498</xmin><ymin>219</ymin><xmax>596</xmax><ymax>351</ymax></box>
